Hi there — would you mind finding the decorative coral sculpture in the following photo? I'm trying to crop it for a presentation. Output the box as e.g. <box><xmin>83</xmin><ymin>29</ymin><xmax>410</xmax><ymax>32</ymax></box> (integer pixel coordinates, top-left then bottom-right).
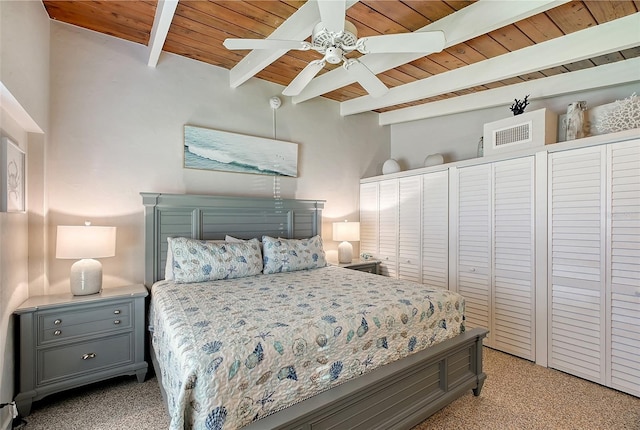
<box><xmin>510</xmin><ymin>95</ymin><xmax>530</xmax><ymax>115</ymax></box>
<box><xmin>595</xmin><ymin>93</ymin><xmax>640</xmax><ymax>133</ymax></box>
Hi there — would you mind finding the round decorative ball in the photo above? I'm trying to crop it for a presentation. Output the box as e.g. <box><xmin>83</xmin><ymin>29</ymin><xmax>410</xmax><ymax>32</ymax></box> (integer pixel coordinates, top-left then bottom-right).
<box><xmin>382</xmin><ymin>159</ymin><xmax>401</xmax><ymax>174</ymax></box>
<box><xmin>423</xmin><ymin>153</ymin><xmax>444</xmax><ymax>167</ymax></box>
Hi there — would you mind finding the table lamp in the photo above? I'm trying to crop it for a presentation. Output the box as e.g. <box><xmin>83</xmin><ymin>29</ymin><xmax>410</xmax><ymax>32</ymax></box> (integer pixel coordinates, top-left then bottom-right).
<box><xmin>333</xmin><ymin>221</ymin><xmax>360</xmax><ymax>264</ymax></box>
<box><xmin>56</xmin><ymin>222</ymin><xmax>116</xmax><ymax>295</ymax></box>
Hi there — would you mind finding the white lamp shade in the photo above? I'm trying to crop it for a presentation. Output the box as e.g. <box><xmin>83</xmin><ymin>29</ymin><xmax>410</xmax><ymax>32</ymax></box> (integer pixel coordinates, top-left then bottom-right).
<box><xmin>56</xmin><ymin>225</ymin><xmax>116</xmax><ymax>259</ymax></box>
<box><xmin>332</xmin><ymin>221</ymin><xmax>360</xmax><ymax>242</ymax></box>
<box><xmin>56</xmin><ymin>224</ymin><xmax>116</xmax><ymax>296</ymax></box>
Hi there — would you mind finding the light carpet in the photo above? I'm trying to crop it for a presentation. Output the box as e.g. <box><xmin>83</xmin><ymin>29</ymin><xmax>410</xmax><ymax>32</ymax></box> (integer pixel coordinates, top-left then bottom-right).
<box><xmin>20</xmin><ymin>347</ymin><xmax>640</xmax><ymax>429</ymax></box>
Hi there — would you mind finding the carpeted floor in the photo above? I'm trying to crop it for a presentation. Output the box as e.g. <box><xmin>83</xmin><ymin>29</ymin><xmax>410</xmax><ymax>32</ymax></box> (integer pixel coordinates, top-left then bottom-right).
<box><xmin>19</xmin><ymin>347</ymin><xmax>640</xmax><ymax>430</ymax></box>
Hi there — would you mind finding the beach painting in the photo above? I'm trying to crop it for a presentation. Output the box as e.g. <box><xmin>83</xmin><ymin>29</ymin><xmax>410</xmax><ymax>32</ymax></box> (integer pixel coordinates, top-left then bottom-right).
<box><xmin>184</xmin><ymin>125</ymin><xmax>298</xmax><ymax>177</ymax></box>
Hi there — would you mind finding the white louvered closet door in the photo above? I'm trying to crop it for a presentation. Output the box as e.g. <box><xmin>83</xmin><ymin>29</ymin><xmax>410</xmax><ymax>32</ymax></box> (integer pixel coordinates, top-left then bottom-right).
<box><xmin>457</xmin><ymin>164</ymin><xmax>492</xmax><ymax>336</ymax></box>
<box><xmin>422</xmin><ymin>170</ymin><xmax>449</xmax><ymax>289</ymax></box>
<box><xmin>493</xmin><ymin>157</ymin><xmax>535</xmax><ymax>360</ymax></box>
<box><xmin>549</xmin><ymin>146</ymin><xmax>606</xmax><ymax>384</ymax></box>
<box><xmin>398</xmin><ymin>177</ymin><xmax>422</xmax><ymax>282</ymax></box>
<box><xmin>359</xmin><ymin>182</ymin><xmax>379</xmax><ymax>259</ymax></box>
<box><xmin>608</xmin><ymin>140</ymin><xmax>640</xmax><ymax>397</ymax></box>
<box><xmin>379</xmin><ymin>179</ymin><xmax>399</xmax><ymax>278</ymax></box>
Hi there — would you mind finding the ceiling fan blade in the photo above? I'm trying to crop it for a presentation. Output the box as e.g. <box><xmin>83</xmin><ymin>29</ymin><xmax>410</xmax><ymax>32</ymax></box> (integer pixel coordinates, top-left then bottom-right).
<box><xmin>343</xmin><ymin>60</ymin><xmax>388</xmax><ymax>98</ymax></box>
<box><xmin>357</xmin><ymin>31</ymin><xmax>446</xmax><ymax>54</ymax></box>
<box><xmin>282</xmin><ymin>60</ymin><xmax>326</xmax><ymax>96</ymax></box>
<box><xmin>317</xmin><ymin>0</ymin><xmax>346</xmax><ymax>34</ymax></box>
<box><xmin>223</xmin><ymin>38</ymin><xmax>309</xmax><ymax>51</ymax></box>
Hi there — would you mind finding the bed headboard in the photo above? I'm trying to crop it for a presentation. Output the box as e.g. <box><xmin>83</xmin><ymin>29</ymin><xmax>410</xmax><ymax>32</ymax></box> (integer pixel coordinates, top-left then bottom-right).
<box><xmin>141</xmin><ymin>193</ymin><xmax>325</xmax><ymax>286</ymax></box>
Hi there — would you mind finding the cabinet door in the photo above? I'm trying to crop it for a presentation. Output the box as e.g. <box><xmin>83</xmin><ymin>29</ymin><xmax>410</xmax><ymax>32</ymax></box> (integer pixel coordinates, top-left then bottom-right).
<box><xmin>493</xmin><ymin>157</ymin><xmax>535</xmax><ymax>360</ymax></box>
<box><xmin>422</xmin><ymin>170</ymin><xmax>449</xmax><ymax>289</ymax></box>
<box><xmin>360</xmin><ymin>182</ymin><xmax>379</xmax><ymax>259</ymax></box>
<box><xmin>378</xmin><ymin>179</ymin><xmax>399</xmax><ymax>277</ymax></box>
<box><xmin>398</xmin><ymin>177</ymin><xmax>422</xmax><ymax>282</ymax></box>
<box><xmin>608</xmin><ymin>140</ymin><xmax>640</xmax><ymax>396</ymax></box>
<box><xmin>457</xmin><ymin>164</ymin><xmax>492</xmax><ymax>334</ymax></box>
<box><xmin>549</xmin><ymin>146</ymin><xmax>605</xmax><ymax>384</ymax></box>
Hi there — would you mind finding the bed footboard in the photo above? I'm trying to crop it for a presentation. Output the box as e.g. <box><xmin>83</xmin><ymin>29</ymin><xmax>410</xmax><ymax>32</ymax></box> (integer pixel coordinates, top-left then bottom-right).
<box><xmin>150</xmin><ymin>327</ymin><xmax>487</xmax><ymax>430</ymax></box>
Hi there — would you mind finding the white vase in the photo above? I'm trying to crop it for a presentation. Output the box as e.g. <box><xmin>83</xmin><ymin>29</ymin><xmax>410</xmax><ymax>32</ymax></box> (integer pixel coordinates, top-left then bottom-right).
<box><xmin>382</xmin><ymin>159</ymin><xmax>401</xmax><ymax>174</ymax></box>
<box><xmin>565</xmin><ymin>101</ymin><xmax>587</xmax><ymax>140</ymax></box>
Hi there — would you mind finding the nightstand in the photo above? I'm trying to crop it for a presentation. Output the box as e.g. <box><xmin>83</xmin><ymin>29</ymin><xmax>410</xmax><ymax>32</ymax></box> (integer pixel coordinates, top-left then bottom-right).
<box><xmin>338</xmin><ymin>259</ymin><xmax>381</xmax><ymax>274</ymax></box>
<box><xmin>13</xmin><ymin>284</ymin><xmax>148</xmax><ymax>416</ymax></box>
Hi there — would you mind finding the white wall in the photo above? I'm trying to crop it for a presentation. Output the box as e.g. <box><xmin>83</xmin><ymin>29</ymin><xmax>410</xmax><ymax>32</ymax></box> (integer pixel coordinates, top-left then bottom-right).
<box><xmin>0</xmin><ymin>1</ymin><xmax>50</xmax><ymax>427</ymax></box>
<box><xmin>47</xmin><ymin>22</ymin><xmax>390</xmax><ymax>292</ymax></box>
<box><xmin>390</xmin><ymin>81</ymin><xmax>640</xmax><ymax>171</ymax></box>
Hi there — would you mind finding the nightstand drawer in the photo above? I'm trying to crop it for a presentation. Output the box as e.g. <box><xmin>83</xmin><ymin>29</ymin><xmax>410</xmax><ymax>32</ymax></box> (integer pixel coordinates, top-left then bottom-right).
<box><xmin>38</xmin><ymin>302</ymin><xmax>132</xmax><ymax>345</ymax></box>
<box><xmin>38</xmin><ymin>333</ymin><xmax>133</xmax><ymax>385</ymax></box>
<box><xmin>41</xmin><ymin>316</ymin><xmax>131</xmax><ymax>343</ymax></box>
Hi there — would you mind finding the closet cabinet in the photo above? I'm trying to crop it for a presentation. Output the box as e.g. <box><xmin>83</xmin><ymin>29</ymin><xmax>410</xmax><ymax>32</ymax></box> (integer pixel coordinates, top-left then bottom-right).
<box><xmin>360</xmin><ymin>170</ymin><xmax>449</xmax><ymax>285</ymax></box>
<box><xmin>548</xmin><ymin>140</ymin><xmax>639</xmax><ymax>396</ymax></box>
<box><xmin>455</xmin><ymin>156</ymin><xmax>535</xmax><ymax>361</ymax></box>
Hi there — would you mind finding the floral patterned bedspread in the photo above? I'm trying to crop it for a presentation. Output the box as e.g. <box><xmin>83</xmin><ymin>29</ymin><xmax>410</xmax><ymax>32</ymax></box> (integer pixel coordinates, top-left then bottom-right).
<box><xmin>149</xmin><ymin>265</ymin><xmax>465</xmax><ymax>430</ymax></box>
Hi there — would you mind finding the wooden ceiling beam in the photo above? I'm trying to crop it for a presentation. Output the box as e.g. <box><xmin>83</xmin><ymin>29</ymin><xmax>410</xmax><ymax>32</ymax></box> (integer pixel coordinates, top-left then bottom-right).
<box><xmin>148</xmin><ymin>0</ymin><xmax>179</xmax><ymax>67</ymax></box>
<box><xmin>343</xmin><ymin>13</ymin><xmax>640</xmax><ymax>116</ymax></box>
<box><xmin>378</xmin><ymin>56</ymin><xmax>640</xmax><ymax>126</ymax></box>
<box><xmin>292</xmin><ymin>0</ymin><xmax>570</xmax><ymax>103</ymax></box>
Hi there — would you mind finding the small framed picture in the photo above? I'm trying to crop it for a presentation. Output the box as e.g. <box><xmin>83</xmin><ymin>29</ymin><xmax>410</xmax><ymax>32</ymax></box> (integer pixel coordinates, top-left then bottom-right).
<box><xmin>1</xmin><ymin>137</ymin><xmax>26</xmax><ymax>212</ymax></box>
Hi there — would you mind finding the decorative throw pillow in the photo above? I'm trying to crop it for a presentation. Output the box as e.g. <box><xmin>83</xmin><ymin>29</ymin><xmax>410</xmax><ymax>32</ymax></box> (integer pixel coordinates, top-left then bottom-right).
<box><xmin>164</xmin><ymin>237</ymin><xmax>227</xmax><ymax>280</ymax></box>
<box><xmin>262</xmin><ymin>235</ymin><xmax>327</xmax><ymax>274</ymax></box>
<box><xmin>169</xmin><ymin>237</ymin><xmax>263</xmax><ymax>283</ymax></box>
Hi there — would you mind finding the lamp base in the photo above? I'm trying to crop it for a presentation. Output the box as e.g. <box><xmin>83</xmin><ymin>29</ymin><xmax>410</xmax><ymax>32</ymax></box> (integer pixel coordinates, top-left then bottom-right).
<box><xmin>70</xmin><ymin>258</ymin><xmax>103</xmax><ymax>295</ymax></box>
<box><xmin>338</xmin><ymin>241</ymin><xmax>354</xmax><ymax>264</ymax></box>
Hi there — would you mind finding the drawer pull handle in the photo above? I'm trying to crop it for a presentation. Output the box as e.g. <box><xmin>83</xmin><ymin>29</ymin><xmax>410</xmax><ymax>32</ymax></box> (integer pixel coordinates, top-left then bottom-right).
<box><xmin>54</xmin><ymin>319</ymin><xmax>62</xmax><ymax>325</ymax></box>
<box><xmin>114</xmin><ymin>310</ymin><xmax>121</xmax><ymax>315</ymax></box>
<box><xmin>54</xmin><ymin>330</ymin><xmax>62</xmax><ymax>336</ymax></box>
<box><xmin>113</xmin><ymin>320</ymin><xmax>121</xmax><ymax>325</ymax></box>
<box><xmin>82</xmin><ymin>353</ymin><xmax>96</xmax><ymax>360</ymax></box>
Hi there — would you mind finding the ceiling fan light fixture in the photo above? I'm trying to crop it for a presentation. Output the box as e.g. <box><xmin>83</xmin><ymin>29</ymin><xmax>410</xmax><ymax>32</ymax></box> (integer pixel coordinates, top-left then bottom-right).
<box><xmin>325</xmin><ymin>47</ymin><xmax>343</xmax><ymax>64</ymax></box>
<box><xmin>311</xmin><ymin>20</ymin><xmax>358</xmax><ymax>50</ymax></box>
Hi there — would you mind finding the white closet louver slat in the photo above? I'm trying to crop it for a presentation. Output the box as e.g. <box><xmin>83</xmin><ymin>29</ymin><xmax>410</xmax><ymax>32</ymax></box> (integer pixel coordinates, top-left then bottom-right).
<box><xmin>359</xmin><ymin>182</ymin><xmax>379</xmax><ymax>259</ymax></box>
<box><xmin>379</xmin><ymin>180</ymin><xmax>399</xmax><ymax>278</ymax></box>
<box><xmin>458</xmin><ymin>164</ymin><xmax>491</xmax><ymax>334</ymax></box>
<box><xmin>550</xmin><ymin>146</ymin><xmax>605</xmax><ymax>383</ymax></box>
<box><xmin>608</xmin><ymin>141</ymin><xmax>640</xmax><ymax>396</ymax></box>
<box><xmin>493</xmin><ymin>157</ymin><xmax>535</xmax><ymax>360</ymax></box>
<box><xmin>399</xmin><ymin>177</ymin><xmax>421</xmax><ymax>282</ymax></box>
<box><xmin>422</xmin><ymin>171</ymin><xmax>448</xmax><ymax>289</ymax></box>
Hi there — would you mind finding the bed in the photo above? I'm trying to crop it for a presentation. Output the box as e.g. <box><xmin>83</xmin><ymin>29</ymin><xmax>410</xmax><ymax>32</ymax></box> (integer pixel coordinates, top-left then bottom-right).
<box><xmin>142</xmin><ymin>192</ymin><xmax>487</xmax><ymax>430</ymax></box>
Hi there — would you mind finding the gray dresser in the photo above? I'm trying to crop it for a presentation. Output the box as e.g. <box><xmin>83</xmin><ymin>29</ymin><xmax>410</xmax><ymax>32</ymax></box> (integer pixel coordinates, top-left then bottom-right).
<box><xmin>14</xmin><ymin>284</ymin><xmax>148</xmax><ymax>416</ymax></box>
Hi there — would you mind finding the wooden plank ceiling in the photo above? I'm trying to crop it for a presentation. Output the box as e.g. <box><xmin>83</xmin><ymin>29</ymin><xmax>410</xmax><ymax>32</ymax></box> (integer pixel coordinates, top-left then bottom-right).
<box><xmin>43</xmin><ymin>0</ymin><xmax>640</xmax><ymax>115</ymax></box>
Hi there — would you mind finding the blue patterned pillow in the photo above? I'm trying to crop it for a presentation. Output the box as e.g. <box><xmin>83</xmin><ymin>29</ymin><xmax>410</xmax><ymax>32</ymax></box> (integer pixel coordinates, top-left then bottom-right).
<box><xmin>262</xmin><ymin>235</ymin><xmax>327</xmax><ymax>274</ymax></box>
<box><xmin>170</xmin><ymin>237</ymin><xmax>263</xmax><ymax>283</ymax></box>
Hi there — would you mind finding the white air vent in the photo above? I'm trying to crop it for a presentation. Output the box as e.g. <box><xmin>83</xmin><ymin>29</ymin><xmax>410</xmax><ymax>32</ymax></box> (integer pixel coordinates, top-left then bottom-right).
<box><xmin>483</xmin><ymin>108</ymin><xmax>557</xmax><ymax>156</ymax></box>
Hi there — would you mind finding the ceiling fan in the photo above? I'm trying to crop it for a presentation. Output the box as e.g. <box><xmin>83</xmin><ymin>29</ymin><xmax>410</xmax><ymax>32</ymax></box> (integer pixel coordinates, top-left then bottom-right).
<box><xmin>223</xmin><ymin>0</ymin><xmax>446</xmax><ymax>98</ymax></box>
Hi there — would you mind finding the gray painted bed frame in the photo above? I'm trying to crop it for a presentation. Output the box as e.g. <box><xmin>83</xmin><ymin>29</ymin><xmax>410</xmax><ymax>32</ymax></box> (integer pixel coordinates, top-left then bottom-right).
<box><xmin>142</xmin><ymin>192</ymin><xmax>487</xmax><ymax>429</ymax></box>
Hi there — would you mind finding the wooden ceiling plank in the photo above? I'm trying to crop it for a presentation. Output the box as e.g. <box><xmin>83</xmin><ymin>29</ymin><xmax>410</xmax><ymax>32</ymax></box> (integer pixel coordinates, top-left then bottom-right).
<box><xmin>179</xmin><ymin>1</ymin><xmax>279</xmax><ymax>38</ymax></box>
<box><xmin>514</xmin><ymin>12</ymin><xmax>564</xmax><ymax>43</ymax></box>
<box><xmin>408</xmin><ymin>57</ymin><xmax>450</xmax><ymax>75</ymax></box>
<box><xmin>487</xmin><ymin>24</ymin><xmax>534</xmax><ymax>52</ymax></box>
<box><xmin>563</xmin><ymin>59</ymin><xmax>595</xmax><ymax>72</ymax></box>
<box><xmin>620</xmin><ymin>46</ymin><xmax>640</xmax><ymax>59</ymax></box>
<box><xmin>360</xmin><ymin>0</ymin><xmax>431</xmax><ymax>32</ymax></box>
<box><xmin>591</xmin><ymin>52</ymin><xmax>626</xmax><ymax>66</ymax></box>
<box><xmin>148</xmin><ymin>0</ymin><xmax>179</xmax><ymax>67</ymax></box>
<box><xmin>244</xmin><ymin>1</ymin><xmax>300</xmax><ymax>20</ymax></box>
<box><xmin>584</xmin><ymin>1</ymin><xmax>638</xmax><ymax>23</ymax></box>
<box><xmin>213</xmin><ymin>1</ymin><xmax>291</xmax><ymax>30</ymax></box>
<box><xmin>379</xmin><ymin>56</ymin><xmax>640</xmax><ymax>125</ymax></box>
<box><xmin>545</xmin><ymin>1</ymin><xmax>598</xmax><ymax>34</ymax></box>
<box><xmin>445</xmin><ymin>42</ymin><xmax>487</xmax><ymax>65</ymax></box>
<box><xmin>228</xmin><ymin>0</ymin><xmax>359</xmax><ymax>89</ymax></box>
<box><xmin>341</xmin><ymin>13</ymin><xmax>640</xmax><ymax>115</ymax></box>
<box><xmin>293</xmin><ymin>0</ymin><xmax>569</xmax><ymax>103</ymax></box>
<box><xmin>44</xmin><ymin>2</ymin><xmax>152</xmax><ymax>45</ymax></box>
<box><xmin>347</xmin><ymin>2</ymin><xmax>411</xmax><ymax>34</ymax></box>
<box><xmin>463</xmin><ymin>34</ymin><xmax>509</xmax><ymax>59</ymax></box>
<box><xmin>401</xmin><ymin>0</ymin><xmax>457</xmax><ymax>22</ymax></box>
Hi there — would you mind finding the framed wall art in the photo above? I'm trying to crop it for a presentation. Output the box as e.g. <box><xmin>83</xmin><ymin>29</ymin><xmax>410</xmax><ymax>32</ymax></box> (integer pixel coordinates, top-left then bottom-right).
<box><xmin>184</xmin><ymin>125</ymin><xmax>298</xmax><ymax>177</ymax></box>
<box><xmin>1</xmin><ymin>137</ymin><xmax>26</xmax><ymax>212</ymax></box>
